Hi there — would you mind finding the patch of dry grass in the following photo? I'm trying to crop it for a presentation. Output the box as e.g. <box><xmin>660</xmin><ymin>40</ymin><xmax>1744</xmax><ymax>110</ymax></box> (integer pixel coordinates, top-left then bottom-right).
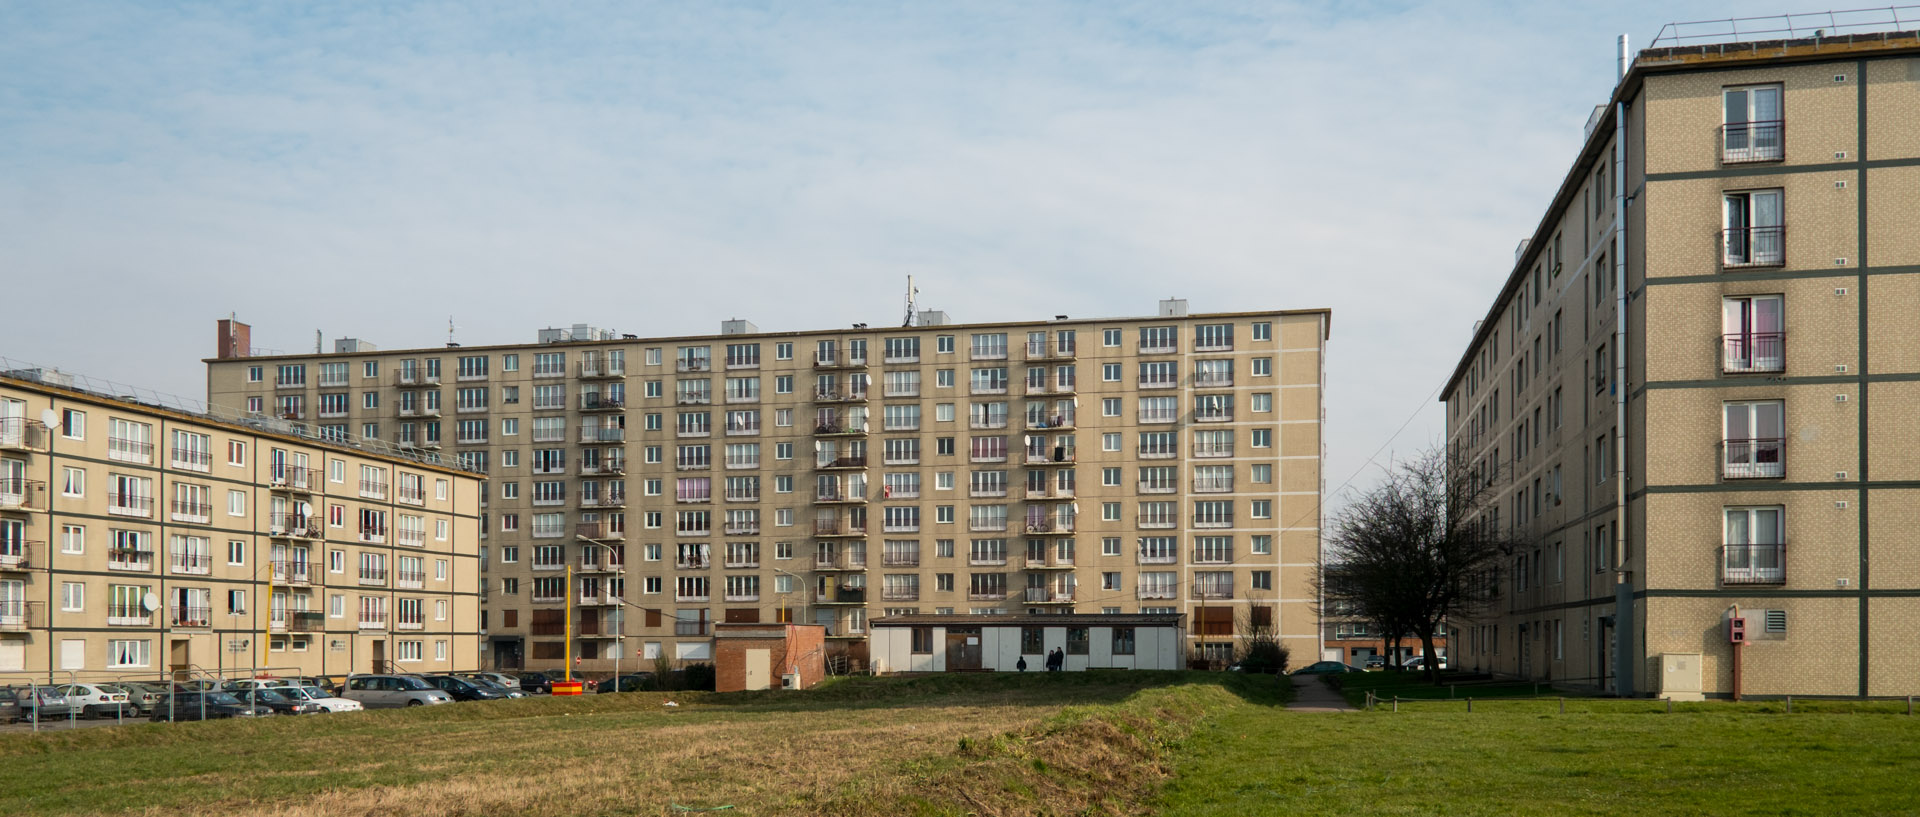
<box><xmin>0</xmin><ymin>672</ymin><xmax>1274</xmax><ymax>817</ymax></box>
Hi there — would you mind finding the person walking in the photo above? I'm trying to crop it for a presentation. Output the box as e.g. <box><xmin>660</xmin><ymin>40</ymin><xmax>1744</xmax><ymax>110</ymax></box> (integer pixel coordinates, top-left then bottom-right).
<box><xmin>1016</xmin><ymin>656</ymin><xmax>1028</xmax><ymax>672</ymax></box>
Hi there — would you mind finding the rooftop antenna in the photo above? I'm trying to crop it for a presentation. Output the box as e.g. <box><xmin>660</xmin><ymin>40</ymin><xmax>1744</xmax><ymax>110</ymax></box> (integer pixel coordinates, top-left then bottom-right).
<box><xmin>902</xmin><ymin>275</ymin><xmax>919</xmax><ymax>327</ymax></box>
<box><xmin>314</xmin><ymin>330</ymin><xmax>322</xmax><ymax>354</ymax></box>
<box><xmin>448</xmin><ymin>316</ymin><xmax>456</xmax><ymax>347</ymax></box>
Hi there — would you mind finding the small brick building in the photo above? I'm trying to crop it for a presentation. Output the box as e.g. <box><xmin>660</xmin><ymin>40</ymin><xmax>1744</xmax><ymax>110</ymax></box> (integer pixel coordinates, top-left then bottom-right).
<box><xmin>714</xmin><ymin>623</ymin><xmax>827</xmax><ymax>692</ymax></box>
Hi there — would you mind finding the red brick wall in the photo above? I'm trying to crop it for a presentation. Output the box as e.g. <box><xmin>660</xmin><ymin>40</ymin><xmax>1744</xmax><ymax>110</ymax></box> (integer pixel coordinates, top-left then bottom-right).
<box><xmin>715</xmin><ymin>625</ymin><xmax>828</xmax><ymax>692</ymax></box>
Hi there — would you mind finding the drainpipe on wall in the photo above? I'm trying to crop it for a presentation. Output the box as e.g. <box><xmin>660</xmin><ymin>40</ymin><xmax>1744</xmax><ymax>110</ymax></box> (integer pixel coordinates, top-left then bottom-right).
<box><xmin>1611</xmin><ymin>32</ymin><xmax>1636</xmax><ymax>698</ymax></box>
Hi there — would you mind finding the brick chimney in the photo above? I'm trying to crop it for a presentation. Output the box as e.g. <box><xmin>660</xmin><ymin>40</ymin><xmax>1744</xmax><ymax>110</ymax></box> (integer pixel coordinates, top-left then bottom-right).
<box><xmin>217</xmin><ymin>318</ymin><xmax>252</xmax><ymax>359</ymax></box>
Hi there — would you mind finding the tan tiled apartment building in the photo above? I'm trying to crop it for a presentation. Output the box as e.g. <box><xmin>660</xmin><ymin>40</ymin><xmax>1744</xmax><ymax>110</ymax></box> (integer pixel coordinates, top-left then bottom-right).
<box><xmin>1444</xmin><ymin>26</ymin><xmax>1920</xmax><ymax>698</ymax></box>
<box><xmin>206</xmin><ymin>303</ymin><xmax>1328</xmax><ymax>672</ymax></box>
<box><xmin>0</xmin><ymin>368</ymin><xmax>483</xmax><ymax>683</ymax></box>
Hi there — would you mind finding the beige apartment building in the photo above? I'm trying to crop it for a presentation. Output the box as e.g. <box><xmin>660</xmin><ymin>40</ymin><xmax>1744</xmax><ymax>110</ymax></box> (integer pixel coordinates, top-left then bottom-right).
<box><xmin>206</xmin><ymin>302</ymin><xmax>1328</xmax><ymax>672</ymax></box>
<box><xmin>0</xmin><ymin>366</ymin><xmax>483</xmax><ymax>684</ymax></box>
<box><xmin>1444</xmin><ymin>24</ymin><xmax>1920</xmax><ymax>698</ymax></box>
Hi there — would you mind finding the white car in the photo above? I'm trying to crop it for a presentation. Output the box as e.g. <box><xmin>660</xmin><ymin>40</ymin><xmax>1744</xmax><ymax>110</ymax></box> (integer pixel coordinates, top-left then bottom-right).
<box><xmin>280</xmin><ymin>685</ymin><xmax>363</xmax><ymax>713</ymax></box>
<box><xmin>54</xmin><ymin>684</ymin><xmax>132</xmax><ymax>719</ymax></box>
<box><xmin>461</xmin><ymin>671</ymin><xmax>521</xmax><ymax>690</ymax></box>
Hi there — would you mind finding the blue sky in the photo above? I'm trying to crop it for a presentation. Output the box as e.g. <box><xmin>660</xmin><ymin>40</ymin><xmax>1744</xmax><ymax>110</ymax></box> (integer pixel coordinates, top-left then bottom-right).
<box><xmin>1</xmin><ymin>0</ymin><xmax>1744</xmax><ymax>501</ymax></box>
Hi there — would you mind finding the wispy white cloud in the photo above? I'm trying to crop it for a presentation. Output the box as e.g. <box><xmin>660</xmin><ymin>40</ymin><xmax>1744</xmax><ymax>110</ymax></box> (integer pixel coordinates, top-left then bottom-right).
<box><xmin>0</xmin><ymin>0</ymin><xmax>1737</xmax><ymax>498</ymax></box>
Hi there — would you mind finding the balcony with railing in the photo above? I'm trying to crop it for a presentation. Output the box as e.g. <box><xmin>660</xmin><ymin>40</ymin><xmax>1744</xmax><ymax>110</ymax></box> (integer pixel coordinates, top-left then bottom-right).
<box><xmin>1137</xmin><ymin>479</ymin><xmax>1177</xmax><ymax>495</ymax></box>
<box><xmin>1024</xmin><ymin>448</ymin><xmax>1076</xmax><ymax>466</ymax></box>
<box><xmin>814</xmin><ymin>552</ymin><xmax>867</xmax><ymax>571</ymax></box>
<box><xmin>969</xmin><ymin>343</ymin><xmax>1008</xmax><ymax>361</ymax></box>
<box><xmin>1722</xmin><ymin>543</ymin><xmax>1786</xmax><ymax>585</ymax></box>
<box><xmin>1021</xmin><ymin>518</ymin><xmax>1075</xmax><ymax>535</ymax></box>
<box><xmin>576</xmin><ymin>521</ymin><xmax>626</xmax><ymax>541</ymax></box>
<box><xmin>675</xmin><ymin>586</ymin><xmax>711</xmax><ymax>602</ymax></box>
<box><xmin>358</xmin><ymin>525</ymin><xmax>387</xmax><ymax>544</ymax></box>
<box><xmin>1136</xmin><ymin>585</ymin><xmax>1177</xmax><ymax>600</ymax></box>
<box><xmin>1721</xmin><ymin>120</ymin><xmax>1783</xmax><ymax>164</ymax></box>
<box><xmin>967</xmin><ymin>588</ymin><xmax>1008</xmax><ymax>601</ymax></box>
<box><xmin>969</xmin><ymin>517</ymin><xmax>1009</xmax><ymax>533</ymax></box>
<box><xmin>580</xmin><ymin>393</ymin><xmax>625</xmax><ymax>412</ymax></box>
<box><xmin>1</xmin><ymin>479</ymin><xmax>48</xmax><ymax>513</ymax></box>
<box><xmin>579</xmin><ymin>456</ymin><xmax>626</xmax><ymax>475</ymax></box>
<box><xmin>675</xmin><ymin>389</ymin><xmax>712</xmax><ymax>406</ymax></box>
<box><xmin>0</xmin><ymin>601</ymin><xmax>40</xmax><ymax>632</ymax></box>
<box><xmin>1139</xmin><ymin>444</ymin><xmax>1178</xmax><ymax>460</ymax></box>
<box><xmin>1193</xmin><ymin>444</ymin><xmax>1234</xmax><ymax>459</ymax></box>
<box><xmin>881</xmin><ymin>585</ymin><xmax>920</xmax><ymax>601</ymax></box>
<box><xmin>396</xmin><ymin>569</ymin><xmax>426</xmax><ymax>589</ymax></box>
<box><xmin>1722</xmin><ymin>226</ymin><xmax>1785</xmax><ymax>269</ymax></box>
<box><xmin>1026</xmin><ymin>411</ymin><xmax>1075</xmax><ymax>431</ymax></box>
<box><xmin>1193</xmin><ymin>514</ymin><xmax>1234</xmax><ymax>530</ymax></box>
<box><xmin>579</xmin><ymin>426</ymin><xmax>626</xmax><ymax>444</ymax></box>
<box><xmin>1193</xmin><ymin>372</ymin><xmax>1234</xmax><ymax>389</ymax></box>
<box><xmin>271</xmin><ymin>558</ymin><xmax>312</xmax><ymax>585</ymax></box>
<box><xmin>1139</xmin><ymin>375</ymin><xmax>1179</xmax><ymax>390</ymax></box>
<box><xmin>169</xmin><ymin>551</ymin><xmax>212</xmax><ymax>575</ymax></box>
<box><xmin>676</xmin><ymin>554</ymin><xmax>710</xmax><ymax>570</ymax></box>
<box><xmin>1191</xmin><ymin>581</ymin><xmax>1234</xmax><ymax>600</ymax></box>
<box><xmin>814</xmin><ymin>487</ymin><xmax>864</xmax><ymax>504</ymax></box>
<box><xmin>723</xmin><ymin>519</ymin><xmax>759</xmax><ymax>536</ymax></box>
<box><xmin>1025</xmin><ymin>340</ymin><xmax>1076</xmax><ymax>359</ymax></box>
<box><xmin>578</xmin><ymin>588</ymin><xmax>622</xmax><ymax>606</ymax></box>
<box><xmin>818</xmin><ymin>454</ymin><xmax>868</xmax><ymax>470</ymax></box>
<box><xmin>1138</xmin><ymin>408</ymin><xmax>1179</xmax><ymax>425</ymax></box>
<box><xmin>170</xmin><ymin>605</ymin><xmax>212</xmax><ymax>628</ymax></box>
<box><xmin>398</xmin><ymin>404</ymin><xmax>441</xmax><ymax>418</ymax></box>
<box><xmin>1139</xmin><ymin>514</ymin><xmax>1178</xmax><ymax>530</ymax></box>
<box><xmin>580</xmin><ymin>490</ymin><xmax>627</xmax><ymax>509</ymax></box>
<box><xmin>270</xmin><ymin>513</ymin><xmax>323</xmax><ymax>540</ymax></box>
<box><xmin>1023</xmin><ymin>483</ymin><xmax>1075</xmax><ymax>500</ymax></box>
<box><xmin>1018</xmin><ymin>552</ymin><xmax>1074</xmax><ymax>570</ymax></box>
<box><xmin>1723</xmin><ymin>438</ymin><xmax>1785</xmax><ymax>480</ymax></box>
<box><xmin>1193</xmin><ymin>477</ymin><xmax>1234</xmax><ymax>494</ymax></box>
<box><xmin>358</xmin><ymin>566</ymin><xmax>389</xmax><ymax>586</ymax></box>
<box><xmin>813</xmin><ymin>518</ymin><xmax>869</xmax><ymax>537</ymax></box>
<box><xmin>108</xmin><ymin>547</ymin><xmax>154</xmax><ymax>572</ymax></box>
<box><xmin>1023</xmin><ymin>376</ymin><xmax>1076</xmax><ymax>396</ymax></box>
<box><xmin>170</xmin><ymin>499</ymin><xmax>212</xmax><ymax>523</ymax></box>
<box><xmin>812</xmin><ymin>386</ymin><xmax>869</xmax><ymax>403</ymax></box>
<box><xmin>813</xmin><ymin>418</ymin><xmax>868</xmax><ymax>436</ymax></box>
<box><xmin>969</xmin><ymin>415</ymin><xmax>1009</xmax><ymax>431</ymax></box>
<box><xmin>817</xmin><ymin>585</ymin><xmax>866</xmax><ymax>604</ymax></box>
<box><xmin>269</xmin><ymin>466</ymin><xmax>314</xmax><ymax>495</ymax></box>
<box><xmin>1024</xmin><ymin>587</ymin><xmax>1075</xmax><ymax>604</ymax></box>
<box><xmin>676</xmin><ymin>358</ymin><xmax>712</xmax><ymax>373</ymax></box>
<box><xmin>358</xmin><ymin>609</ymin><xmax>389</xmax><ymax>629</ymax></box>
<box><xmin>968</xmin><ymin>552</ymin><xmax>1008</xmax><ymax>567</ymax></box>
<box><xmin>578</xmin><ymin>358</ymin><xmax>627</xmax><ymax>379</ymax></box>
<box><xmin>1722</xmin><ymin>333</ymin><xmax>1785</xmax><ymax>375</ymax></box>
<box><xmin>881</xmin><ymin>551</ymin><xmax>920</xmax><ymax>568</ymax></box>
<box><xmin>675</xmin><ymin>619</ymin><xmax>711</xmax><ymax>637</ymax></box>
<box><xmin>724</xmin><ymin>418</ymin><xmax>760</xmax><ymax>436</ymax></box>
<box><xmin>394</xmin><ymin>612</ymin><xmax>425</xmax><ymax>631</ymax></box>
<box><xmin>0</xmin><ymin>417</ymin><xmax>48</xmax><ymax>454</ymax></box>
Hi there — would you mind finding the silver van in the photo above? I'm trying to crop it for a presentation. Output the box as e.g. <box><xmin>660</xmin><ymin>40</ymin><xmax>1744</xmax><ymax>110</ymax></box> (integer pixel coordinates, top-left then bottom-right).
<box><xmin>341</xmin><ymin>674</ymin><xmax>453</xmax><ymax>708</ymax></box>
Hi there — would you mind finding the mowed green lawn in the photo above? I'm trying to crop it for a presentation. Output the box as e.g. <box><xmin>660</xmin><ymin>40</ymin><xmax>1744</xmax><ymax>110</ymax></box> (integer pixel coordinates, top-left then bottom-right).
<box><xmin>1161</xmin><ymin>677</ymin><xmax>1920</xmax><ymax>817</ymax></box>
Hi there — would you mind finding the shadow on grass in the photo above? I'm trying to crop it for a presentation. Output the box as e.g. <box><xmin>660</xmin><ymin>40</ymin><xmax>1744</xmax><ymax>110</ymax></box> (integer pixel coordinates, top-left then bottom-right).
<box><xmin>706</xmin><ymin>668</ymin><xmax>1292</xmax><ymax>714</ymax></box>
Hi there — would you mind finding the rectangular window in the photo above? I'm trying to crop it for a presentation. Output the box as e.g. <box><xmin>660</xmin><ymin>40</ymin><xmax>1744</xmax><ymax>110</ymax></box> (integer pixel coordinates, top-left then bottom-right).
<box><xmin>1723</xmin><ymin>189</ymin><xmax>1784</xmax><ymax>268</ymax></box>
<box><xmin>1722</xmin><ymin>84</ymin><xmax>1783</xmax><ymax>164</ymax></box>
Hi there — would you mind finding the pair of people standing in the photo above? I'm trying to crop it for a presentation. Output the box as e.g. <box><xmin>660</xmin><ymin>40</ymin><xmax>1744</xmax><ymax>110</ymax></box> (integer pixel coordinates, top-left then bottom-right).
<box><xmin>1017</xmin><ymin>648</ymin><xmax>1068</xmax><ymax>672</ymax></box>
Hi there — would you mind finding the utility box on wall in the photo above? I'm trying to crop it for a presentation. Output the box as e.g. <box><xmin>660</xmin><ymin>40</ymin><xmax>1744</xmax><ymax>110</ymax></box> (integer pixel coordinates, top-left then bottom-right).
<box><xmin>1654</xmin><ymin>653</ymin><xmax>1704</xmax><ymax>701</ymax></box>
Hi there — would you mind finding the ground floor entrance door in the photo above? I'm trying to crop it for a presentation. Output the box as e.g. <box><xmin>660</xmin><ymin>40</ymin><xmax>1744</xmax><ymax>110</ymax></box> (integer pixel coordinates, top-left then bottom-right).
<box><xmin>370</xmin><ymin>639</ymin><xmax>386</xmax><ymax>673</ymax></box>
<box><xmin>946</xmin><ymin>627</ymin><xmax>981</xmax><ymax>670</ymax></box>
<box><xmin>169</xmin><ymin>639</ymin><xmax>190</xmax><ymax>681</ymax></box>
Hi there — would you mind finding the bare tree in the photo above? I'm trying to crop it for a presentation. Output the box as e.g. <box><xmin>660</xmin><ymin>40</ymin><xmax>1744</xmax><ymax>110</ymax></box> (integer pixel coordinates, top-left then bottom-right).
<box><xmin>1234</xmin><ymin>600</ymin><xmax>1291</xmax><ymax>674</ymax></box>
<box><xmin>1321</xmin><ymin>447</ymin><xmax>1523</xmax><ymax>681</ymax></box>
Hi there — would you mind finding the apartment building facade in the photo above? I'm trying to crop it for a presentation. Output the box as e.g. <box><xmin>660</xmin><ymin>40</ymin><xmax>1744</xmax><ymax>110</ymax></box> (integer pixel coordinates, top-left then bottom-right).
<box><xmin>0</xmin><ymin>368</ymin><xmax>483</xmax><ymax>683</ymax></box>
<box><xmin>207</xmin><ymin>304</ymin><xmax>1328</xmax><ymax>672</ymax></box>
<box><xmin>1443</xmin><ymin>27</ymin><xmax>1920</xmax><ymax>698</ymax></box>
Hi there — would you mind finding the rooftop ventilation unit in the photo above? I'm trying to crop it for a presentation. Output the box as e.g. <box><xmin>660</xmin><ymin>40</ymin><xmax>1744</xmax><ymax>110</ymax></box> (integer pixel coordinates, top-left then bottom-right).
<box><xmin>721</xmin><ymin>319</ymin><xmax>758</xmax><ymax>335</ymax></box>
<box><xmin>1158</xmin><ymin>298</ymin><xmax>1188</xmax><ymax>318</ymax></box>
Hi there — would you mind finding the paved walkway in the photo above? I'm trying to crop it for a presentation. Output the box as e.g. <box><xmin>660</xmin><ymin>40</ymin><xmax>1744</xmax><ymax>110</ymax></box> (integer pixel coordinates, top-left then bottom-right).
<box><xmin>1287</xmin><ymin>675</ymin><xmax>1357</xmax><ymax>713</ymax></box>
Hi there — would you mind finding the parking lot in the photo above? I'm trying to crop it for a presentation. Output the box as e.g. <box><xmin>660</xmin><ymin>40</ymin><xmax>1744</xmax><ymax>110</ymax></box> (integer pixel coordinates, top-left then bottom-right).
<box><xmin>0</xmin><ymin>715</ymin><xmax>134</xmax><ymax>734</ymax></box>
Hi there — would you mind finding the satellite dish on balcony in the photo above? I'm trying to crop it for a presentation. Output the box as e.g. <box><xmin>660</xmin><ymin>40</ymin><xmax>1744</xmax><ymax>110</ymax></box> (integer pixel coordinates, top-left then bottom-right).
<box><xmin>40</xmin><ymin>409</ymin><xmax>59</xmax><ymax>429</ymax></box>
<box><xmin>142</xmin><ymin>593</ymin><xmax>160</xmax><ymax>612</ymax></box>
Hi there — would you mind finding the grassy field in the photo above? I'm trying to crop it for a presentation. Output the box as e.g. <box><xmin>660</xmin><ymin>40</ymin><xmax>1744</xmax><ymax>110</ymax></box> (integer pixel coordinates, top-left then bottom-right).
<box><xmin>0</xmin><ymin>671</ymin><xmax>1279</xmax><ymax>817</ymax></box>
<box><xmin>5</xmin><ymin>671</ymin><xmax>1918</xmax><ymax>816</ymax></box>
<box><xmin>1160</xmin><ymin>675</ymin><xmax>1920</xmax><ymax>817</ymax></box>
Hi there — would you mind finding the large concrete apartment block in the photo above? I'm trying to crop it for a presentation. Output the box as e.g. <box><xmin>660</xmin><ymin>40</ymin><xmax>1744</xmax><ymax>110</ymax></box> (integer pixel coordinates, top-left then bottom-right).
<box><xmin>0</xmin><ymin>368</ymin><xmax>484</xmax><ymax>683</ymax></box>
<box><xmin>206</xmin><ymin>305</ymin><xmax>1329</xmax><ymax>672</ymax></box>
<box><xmin>1443</xmin><ymin>28</ymin><xmax>1920</xmax><ymax>698</ymax></box>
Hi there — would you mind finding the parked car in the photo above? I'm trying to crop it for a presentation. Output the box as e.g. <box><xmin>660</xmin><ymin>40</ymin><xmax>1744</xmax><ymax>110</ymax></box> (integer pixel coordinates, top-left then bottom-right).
<box><xmin>53</xmin><ymin>683</ymin><xmax>132</xmax><ymax>719</ymax></box>
<box><xmin>462</xmin><ymin>676</ymin><xmax>526</xmax><ymax>698</ymax></box>
<box><xmin>0</xmin><ymin>688</ymin><xmax>24</xmax><ymax>724</ymax></box>
<box><xmin>598</xmin><ymin>673</ymin><xmax>656</xmax><ymax>693</ymax></box>
<box><xmin>278</xmin><ymin>685</ymin><xmax>363</xmax><ymax>713</ymax></box>
<box><xmin>1291</xmin><ymin>661</ymin><xmax>1366</xmax><ymax>676</ymax></box>
<box><xmin>1363</xmin><ymin>655</ymin><xmax>1388</xmax><ymax>671</ymax></box>
<box><xmin>6</xmin><ymin>686</ymin><xmax>74</xmax><ymax>721</ymax></box>
<box><xmin>341</xmin><ymin>674</ymin><xmax>453</xmax><ymax>708</ymax></box>
<box><xmin>512</xmin><ymin>673</ymin><xmax>554</xmax><ymax>694</ymax></box>
<box><xmin>234</xmin><ymin>687</ymin><xmax>324</xmax><ymax>716</ymax></box>
<box><xmin>115</xmin><ymin>682</ymin><xmax>170</xmax><ymax>716</ymax></box>
<box><xmin>224</xmin><ymin>678</ymin><xmax>298</xmax><ymax>693</ymax></box>
<box><xmin>458</xmin><ymin>672</ymin><xmax>521</xmax><ymax>690</ymax></box>
<box><xmin>421</xmin><ymin>675</ymin><xmax>507</xmax><ymax>702</ymax></box>
<box><xmin>149</xmin><ymin>692</ymin><xmax>273</xmax><ymax>721</ymax></box>
<box><xmin>1401</xmin><ymin>656</ymin><xmax>1447</xmax><ymax>671</ymax></box>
